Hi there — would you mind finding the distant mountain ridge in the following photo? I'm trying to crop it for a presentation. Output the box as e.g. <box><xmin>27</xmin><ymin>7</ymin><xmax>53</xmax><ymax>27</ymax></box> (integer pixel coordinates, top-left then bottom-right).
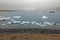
<box><xmin>0</xmin><ymin>10</ymin><xmax>21</xmax><ymax>12</ymax></box>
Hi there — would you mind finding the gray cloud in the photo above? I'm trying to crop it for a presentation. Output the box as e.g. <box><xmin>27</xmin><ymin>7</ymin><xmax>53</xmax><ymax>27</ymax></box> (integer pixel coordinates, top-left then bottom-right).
<box><xmin>0</xmin><ymin>0</ymin><xmax>60</xmax><ymax>11</ymax></box>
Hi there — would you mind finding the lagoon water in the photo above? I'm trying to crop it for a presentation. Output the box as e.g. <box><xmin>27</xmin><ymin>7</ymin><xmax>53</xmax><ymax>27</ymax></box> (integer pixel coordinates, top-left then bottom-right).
<box><xmin>0</xmin><ymin>10</ymin><xmax>60</xmax><ymax>25</ymax></box>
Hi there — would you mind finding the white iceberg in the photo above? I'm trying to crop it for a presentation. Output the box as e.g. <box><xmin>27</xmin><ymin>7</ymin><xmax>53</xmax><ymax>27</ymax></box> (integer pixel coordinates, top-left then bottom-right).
<box><xmin>36</xmin><ymin>23</ymin><xmax>40</xmax><ymax>25</ymax></box>
<box><xmin>11</xmin><ymin>19</ymin><xmax>20</xmax><ymax>24</ymax></box>
<box><xmin>26</xmin><ymin>21</ymin><xmax>30</xmax><ymax>24</ymax></box>
<box><xmin>3</xmin><ymin>17</ymin><xmax>10</xmax><ymax>20</ymax></box>
<box><xmin>0</xmin><ymin>17</ymin><xmax>10</xmax><ymax>21</ymax></box>
<box><xmin>12</xmin><ymin>21</ymin><xmax>20</xmax><ymax>24</ymax></box>
<box><xmin>13</xmin><ymin>16</ymin><xmax>21</xmax><ymax>18</ymax></box>
<box><xmin>42</xmin><ymin>16</ymin><xmax>48</xmax><ymax>19</ymax></box>
<box><xmin>20</xmin><ymin>21</ymin><xmax>30</xmax><ymax>24</ymax></box>
<box><xmin>7</xmin><ymin>22</ymin><xmax>12</xmax><ymax>24</ymax></box>
<box><xmin>20</xmin><ymin>21</ymin><xmax>25</xmax><ymax>24</ymax></box>
<box><xmin>44</xmin><ymin>21</ymin><xmax>52</xmax><ymax>26</ymax></box>
<box><xmin>36</xmin><ymin>23</ymin><xmax>46</xmax><ymax>26</ymax></box>
<box><xmin>2</xmin><ymin>23</ymin><xmax>6</xmax><ymax>25</ymax></box>
<box><xmin>31</xmin><ymin>21</ymin><xmax>36</xmax><ymax>24</ymax></box>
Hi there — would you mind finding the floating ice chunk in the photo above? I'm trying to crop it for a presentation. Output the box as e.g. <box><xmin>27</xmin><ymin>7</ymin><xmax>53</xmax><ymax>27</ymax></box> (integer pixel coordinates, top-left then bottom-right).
<box><xmin>36</xmin><ymin>23</ymin><xmax>40</xmax><ymax>25</ymax></box>
<box><xmin>0</xmin><ymin>17</ymin><xmax>10</xmax><ymax>21</ymax></box>
<box><xmin>10</xmin><ymin>19</ymin><xmax>20</xmax><ymax>24</ymax></box>
<box><xmin>20</xmin><ymin>23</ymin><xmax>23</xmax><ymax>24</ymax></box>
<box><xmin>13</xmin><ymin>16</ymin><xmax>21</xmax><ymax>18</ymax></box>
<box><xmin>31</xmin><ymin>21</ymin><xmax>36</xmax><ymax>24</ymax></box>
<box><xmin>12</xmin><ymin>21</ymin><xmax>20</xmax><ymax>24</ymax></box>
<box><xmin>0</xmin><ymin>18</ymin><xmax>5</xmax><ymax>21</ymax></box>
<box><xmin>51</xmin><ymin>22</ymin><xmax>56</xmax><ymax>25</ymax></box>
<box><xmin>10</xmin><ymin>19</ymin><xmax>14</xmax><ymax>21</ymax></box>
<box><xmin>3</xmin><ymin>17</ymin><xmax>10</xmax><ymax>20</ymax></box>
<box><xmin>7</xmin><ymin>22</ymin><xmax>11</xmax><ymax>24</ymax></box>
<box><xmin>20</xmin><ymin>21</ymin><xmax>25</xmax><ymax>24</ymax></box>
<box><xmin>42</xmin><ymin>16</ymin><xmax>48</xmax><ymax>19</ymax></box>
<box><xmin>26</xmin><ymin>21</ymin><xmax>30</xmax><ymax>24</ymax></box>
<box><xmin>20</xmin><ymin>21</ymin><xmax>30</xmax><ymax>24</ymax></box>
<box><xmin>20</xmin><ymin>22</ymin><xmax>25</xmax><ymax>24</ymax></box>
<box><xmin>44</xmin><ymin>21</ymin><xmax>52</xmax><ymax>26</ymax></box>
<box><xmin>2</xmin><ymin>23</ymin><xmax>6</xmax><ymax>25</ymax></box>
<box><xmin>36</xmin><ymin>23</ymin><xmax>46</xmax><ymax>26</ymax></box>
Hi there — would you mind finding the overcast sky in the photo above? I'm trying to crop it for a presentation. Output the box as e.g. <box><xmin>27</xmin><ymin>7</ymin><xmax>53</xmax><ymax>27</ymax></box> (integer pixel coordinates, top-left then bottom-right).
<box><xmin>0</xmin><ymin>0</ymin><xmax>60</xmax><ymax>11</ymax></box>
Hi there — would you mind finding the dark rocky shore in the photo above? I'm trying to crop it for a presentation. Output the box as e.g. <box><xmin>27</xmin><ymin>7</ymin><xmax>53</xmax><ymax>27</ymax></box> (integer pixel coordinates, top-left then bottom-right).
<box><xmin>0</xmin><ymin>25</ymin><xmax>60</xmax><ymax>34</ymax></box>
<box><xmin>0</xmin><ymin>28</ymin><xmax>60</xmax><ymax>34</ymax></box>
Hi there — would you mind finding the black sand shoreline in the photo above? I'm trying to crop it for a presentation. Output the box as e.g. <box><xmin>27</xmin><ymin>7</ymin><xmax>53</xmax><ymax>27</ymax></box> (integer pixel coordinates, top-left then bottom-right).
<box><xmin>0</xmin><ymin>28</ymin><xmax>60</xmax><ymax>34</ymax></box>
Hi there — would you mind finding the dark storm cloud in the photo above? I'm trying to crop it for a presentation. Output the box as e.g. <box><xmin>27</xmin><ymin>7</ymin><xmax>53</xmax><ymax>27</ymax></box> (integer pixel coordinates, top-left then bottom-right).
<box><xmin>0</xmin><ymin>0</ymin><xmax>60</xmax><ymax>11</ymax></box>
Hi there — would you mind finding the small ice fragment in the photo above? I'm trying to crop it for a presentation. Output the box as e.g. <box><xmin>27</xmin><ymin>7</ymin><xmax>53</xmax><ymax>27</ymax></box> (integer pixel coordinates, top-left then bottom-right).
<box><xmin>2</xmin><ymin>23</ymin><xmax>6</xmax><ymax>25</ymax></box>
<box><xmin>44</xmin><ymin>21</ymin><xmax>52</xmax><ymax>26</ymax></box>
<box><xmin>42</xmin><ymin>16</ymin><xmax>48</xmax><ymax>19</ymax></box>
<box><xmin>8</xmin><ymin>22</ymin><xmax>11</xmax><ymax>24</ymax></box>
<box><xmin>13</xmin><ymin>16</ymin><xmax>21</xmax><ymax>18</ymax></box>
<box><xmin>12</xmin><ymin>21</ymin><xmax>20</xmax><ymax>24</ymax></box>
<box><xmin>31</xmin><ymin>21</ymin><xmax>36</xmax><ymax>24</ymax></box>
<box><xmin>26</xmin><ymin>21</ymin><xmax>30</xmax><ymax>24</ymax></box>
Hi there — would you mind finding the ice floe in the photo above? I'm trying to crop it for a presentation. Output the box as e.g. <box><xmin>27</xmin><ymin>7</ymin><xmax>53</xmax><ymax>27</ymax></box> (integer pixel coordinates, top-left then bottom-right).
<box><xmin>12</xmin><ymin>21</ymin><xmax>20</xmax><ymax>24</ymax></box>
<box><xmin>44</xmin><ymin>21</ymin><xmax>52</xmax><ymax>25</ymax></box>
<box><xmin>13</xmin><ymin>16</ymin><xmax>21</xmax><ymax>18</ymax></box>
<box><xmin>2</xmin><ymin>23</ymin><xmax>6</xmax><ymax>25</ymax></box>
<box><xmin>0</xmin><ymin>16</ymin><xmax>10</xmax><ymax>21</ymax></box>
<box><xmin>42</xmin><ymin>16</ymin><xmax>48</xmax><ymax>19</ymax></box>
<box><xmin>7</xmin><ymin>22</ymin><xmax>11</xmax><ymax>24</ymax></box>
<box><xmin>10</xmin><ymin>19</ymin><xmax>20</xmax><ymax>24</ymax></box>
<box><xmin>31</xmin><ymin>21</ymin><xmax>36</xmax><ymax>24</ymax></box>
<box><xmin>20</xmin><ymin>21</ymin><xmax>30</xmax><ymax>24</ymax></box>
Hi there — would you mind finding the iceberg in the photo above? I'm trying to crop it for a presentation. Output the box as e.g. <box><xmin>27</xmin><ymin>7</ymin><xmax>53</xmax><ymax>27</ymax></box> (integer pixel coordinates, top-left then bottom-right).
<box><xmin>7</xmin><ymin>22</ymin><xmax>12</xmax><ymax>24</ymax></box>
<box><xmin>13</xmin><ymin>16</ymin><xmax>21</xmax><ymax>18</ymax></box>
<box><xmin>44</xmin><ymin>21</ymin><xmax>52</xmax><ymax>26</ymax></box>
<box><xmin>11</xmin><ymin>19</ymin><xmax>20</xmax><ymax>24</ymax></box>
<box><xmin>31</xmin><ymin>21</ymin><xmax>36</xmax><ymax>25</ymax></box>
<box><xmin>20</xmin><ymin>21</ymin><xmax>30</xmax><ymax>24</ymax></box>
<box><xmin>12</xmin><ymin>21</ymin><xmax>20</xmax><ymax>24</ymax></box>
<box><xmin>0</xmin><ymin>17</ymin><xmax>10</xmax><ymax>21</ymax></box>
<box><xmin>42</xmin><ymin>16</ymin><xmax>48</xmax><ymax>19</ymax></box>
<box><xmin>2</xmin><ymin>23</ymin><xmax>6</xmax><ymax>25</ymax></box>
